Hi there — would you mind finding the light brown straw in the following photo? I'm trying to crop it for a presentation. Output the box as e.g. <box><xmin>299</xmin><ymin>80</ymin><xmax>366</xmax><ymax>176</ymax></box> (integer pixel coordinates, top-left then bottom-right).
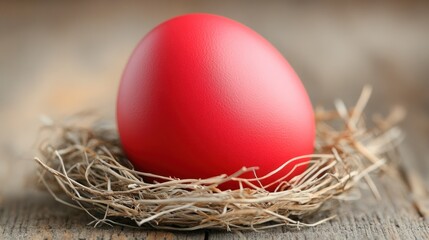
<box><xmin>34</xmin><ymin>86</ymin><xmax>404</xmax><ymax>231</ymax></box>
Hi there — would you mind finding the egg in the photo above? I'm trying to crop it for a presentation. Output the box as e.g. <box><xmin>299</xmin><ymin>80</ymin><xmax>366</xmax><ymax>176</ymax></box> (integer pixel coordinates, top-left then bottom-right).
<box><xmin>117</xmin><ymin>13</ymin><xmax>315</xmax><ymax>191</ymax></box>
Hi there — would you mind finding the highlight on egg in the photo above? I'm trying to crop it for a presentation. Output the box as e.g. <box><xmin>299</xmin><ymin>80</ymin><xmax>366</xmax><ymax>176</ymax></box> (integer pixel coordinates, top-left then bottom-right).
<box><xmin>116</xmin><ymin>13</ymin><xmax>315</xmax><ymax>191</ymax></box>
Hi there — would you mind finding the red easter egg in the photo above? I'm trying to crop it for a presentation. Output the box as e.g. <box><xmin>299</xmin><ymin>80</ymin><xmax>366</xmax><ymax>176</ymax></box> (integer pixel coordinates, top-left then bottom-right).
<box><xmin>117</xmin><ymin>13</ymin><xmax>315</xmax><ymax>191</ymax></box>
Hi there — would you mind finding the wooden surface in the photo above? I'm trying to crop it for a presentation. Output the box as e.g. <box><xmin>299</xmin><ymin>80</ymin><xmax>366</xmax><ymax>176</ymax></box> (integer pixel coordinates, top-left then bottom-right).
<box><xmin>1</xmin><ymin>1</ymin><xmax>428</xmax><ymax>239</ymax></box>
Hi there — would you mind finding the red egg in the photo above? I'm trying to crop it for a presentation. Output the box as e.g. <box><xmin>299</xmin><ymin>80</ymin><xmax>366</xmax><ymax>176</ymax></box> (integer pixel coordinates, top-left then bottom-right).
<box><xmin>117</xmin><ymin>13</ymin><xmax>315</xmax><ymax>191</ymax></box>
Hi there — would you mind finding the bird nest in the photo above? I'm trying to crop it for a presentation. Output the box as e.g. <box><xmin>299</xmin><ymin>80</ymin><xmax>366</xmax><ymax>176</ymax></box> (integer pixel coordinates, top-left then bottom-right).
<box><xmin>35</xmin><ymin>86</ymin><xmax>404</xmax><ymax>231</ymax></box>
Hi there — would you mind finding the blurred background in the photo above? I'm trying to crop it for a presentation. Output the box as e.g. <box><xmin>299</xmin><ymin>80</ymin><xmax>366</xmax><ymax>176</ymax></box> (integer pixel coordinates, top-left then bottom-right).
<box><xmin>0</xmin><ymin>1</ymin><xmax>428</xmax><ymax>195</ymax></box>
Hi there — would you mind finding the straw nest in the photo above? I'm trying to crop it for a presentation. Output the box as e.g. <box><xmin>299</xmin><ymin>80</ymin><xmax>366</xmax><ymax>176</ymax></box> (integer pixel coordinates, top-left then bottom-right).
<box><xmin>35</xmin><ymin>86</ymin><xmax>404</xmax><ymax>231</ymax></box>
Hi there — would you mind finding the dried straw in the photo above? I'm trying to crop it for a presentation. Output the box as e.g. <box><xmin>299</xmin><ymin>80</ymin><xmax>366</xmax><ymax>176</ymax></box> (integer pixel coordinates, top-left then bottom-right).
<box><xmin>34</xmin><ymin>86</ymin><xmax>404</xmax><ymax>231</ymax></box>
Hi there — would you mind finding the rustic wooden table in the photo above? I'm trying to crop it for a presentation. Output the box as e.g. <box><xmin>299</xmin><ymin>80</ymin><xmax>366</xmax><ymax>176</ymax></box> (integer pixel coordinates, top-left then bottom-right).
<box><xmin>1</xmin><ymin>1</ymin><xmax>428</xmax><ymax>239</ymax></box>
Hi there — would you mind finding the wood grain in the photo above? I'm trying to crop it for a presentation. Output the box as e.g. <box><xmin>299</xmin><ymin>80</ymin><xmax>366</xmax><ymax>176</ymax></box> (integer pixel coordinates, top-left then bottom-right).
<box><xmin>0</xmin><ymin>192</ymin><xmax>206</xmax><ymax>240</ymax></box>
<box><xmin>0</xmin><ymin>1</ymin><xmax>428</xmax><ymax>239</ymax></box>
